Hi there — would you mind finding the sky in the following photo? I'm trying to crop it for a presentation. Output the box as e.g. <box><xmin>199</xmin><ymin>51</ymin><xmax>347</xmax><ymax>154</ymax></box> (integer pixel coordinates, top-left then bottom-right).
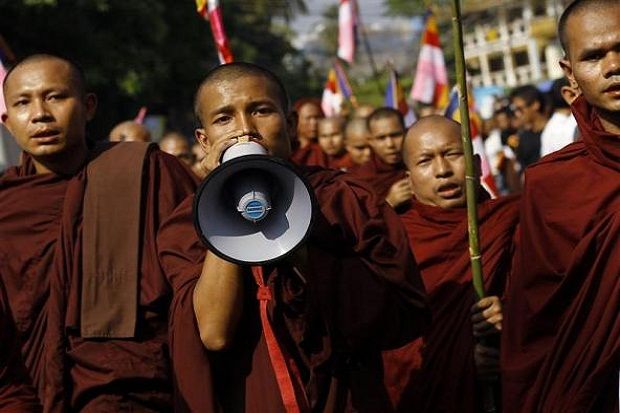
<box><xmin>292</xmin><ymin>0</ymin><xmax>393</xmax><ymax>36</ymax></box>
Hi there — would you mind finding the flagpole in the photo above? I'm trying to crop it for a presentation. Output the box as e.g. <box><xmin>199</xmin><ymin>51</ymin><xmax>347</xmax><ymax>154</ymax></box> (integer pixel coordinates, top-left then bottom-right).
<box><xmin>354</xmin><ymin>4</ymin><xmax>383</xmax><ymax>96</ymax></box>
<box><xmin>450</xmin><ymin>1</ymin><xmax>497</xmax><ymax>412</ymax></box>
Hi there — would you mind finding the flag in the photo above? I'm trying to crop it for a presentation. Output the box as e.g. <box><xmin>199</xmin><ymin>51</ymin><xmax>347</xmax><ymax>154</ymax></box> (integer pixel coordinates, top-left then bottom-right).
<box><xmin>444</xmin><ymin>87</ymin><xmax>499</xmax><ymax>198</ymax></box>
<box><xmin>134</xmin><ymin>106</ymin><xmax>148</xmax><ymax>124</ymax></box>
<box><xmin>337</xmin><ymin>0</ymin><xmax>357</xmax><ymax>63</ymax></box>
<box><xmin>0</xmin><ymin>57</ymin><xmax>7</xmax><ymax>117</ymax></box>
<box><xmin>321</xmin><ymin>68</ymin><xmax>343</xmax><ymax>117</ymax></box>
<box><xmin>385</xmin><ymin>67</ymin><xmax>416</xmax><ymax>127</ymax></box>
<box><xmin>411</xmin><ymin>12</ymin><xmax>449</xmax><ymax>109</ymax></box>
<box><xmin>333</xmin><ymin>59</ymin><xmax>356</xmax><ymax>105</ymax></box>
<box><xmin>196</xmin><ymin>0</ymin><xmax>233</xmax><ymax>64</ymax></box>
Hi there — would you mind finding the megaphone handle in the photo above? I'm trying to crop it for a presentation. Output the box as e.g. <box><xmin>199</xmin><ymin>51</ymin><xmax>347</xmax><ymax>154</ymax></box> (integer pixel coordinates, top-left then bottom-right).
<box><xmin>251</xmin><ymin>267</ymin><xmax>309</xmax><ymax>413</ymax></box>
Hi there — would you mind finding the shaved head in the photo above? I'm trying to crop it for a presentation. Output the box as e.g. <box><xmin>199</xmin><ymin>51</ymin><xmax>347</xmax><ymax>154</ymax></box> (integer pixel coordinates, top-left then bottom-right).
<box><xmin>558</xmin><ymin>0</ymin><xmax>619</xmax><ymax>56</ymax></box>
<box><xmin>109</xmin><ymin>121</ymin><xmax>151</xmax><ymax>143</ymax></box>
<box><xmin>194</xmin><ymin>62</ymin><xmax>290</xmax><ymax>126</ymax></box>
<box><xmin>160</xmin><ymin>132</ymin><xmax>193</xmax><ymax>165</ymax></box>
<box><xmin>403</xmin><ymin>116</ymin><xmax>462</xmax><ymax>167</ymax></box>
<box><xmin>3</xmin><ymin>53</ymin><xmax>86</xmax><ymax>97</ymax></box>
<box><xmin>404</xmin><ymin>116</ymin><xmax>471</xmax><ymax>209</ymax></box>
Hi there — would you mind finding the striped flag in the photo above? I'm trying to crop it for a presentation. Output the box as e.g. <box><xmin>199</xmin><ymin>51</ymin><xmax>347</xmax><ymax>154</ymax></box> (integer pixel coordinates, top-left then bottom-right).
<box><xmin>411</xmin><ymin>12</ymin><xmax>449</xmax><ymax>109</ymax></box>
<box><xmin>444</xmin><ymin>87</ymin><xmax>499</xmax><ymax>197</ymax></box>
<box><xmin>196</xmin><ymin>0</ymin><xmax>234</xmax><ymax>64</ymax></box>
<box><xmin>337</xmin><ymin>0</ymin><xmax>357</xmax><ymax>64</ymax></box>
<box><xmin>333</xmin><ymin>59</ymin><xmax>356</xmax><ymax>105</ymax></box>
<box><xmin>321</xmin><ymin>68</ymin><xmax>343</xmax><ymax>117</ymax></box>
<box><xmin>385</xmin><ymin>67</ymin><xmax>416</xmax><ymax>127</ymax></box>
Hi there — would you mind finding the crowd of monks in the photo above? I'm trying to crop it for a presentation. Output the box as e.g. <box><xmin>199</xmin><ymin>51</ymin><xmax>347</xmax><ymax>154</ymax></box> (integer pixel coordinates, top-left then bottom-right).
<box><xmin>0</xmin><ymin>0</ymin><xmax>618</xmax><ymax>412</ymax></box>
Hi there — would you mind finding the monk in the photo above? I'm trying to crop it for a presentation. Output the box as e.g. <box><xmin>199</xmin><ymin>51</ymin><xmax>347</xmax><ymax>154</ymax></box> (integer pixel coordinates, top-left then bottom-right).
<box><xmin>317</xmin><ymin>116</ymin><xmax>355</xmax><ymax>170</ymax></box>
<box><xmin>0</xmin><ymin>279</ymin><xmax>41</xmax><ymax>412</ymax></box>
<box><xmin>289</xmin><ymin>98</ymin><xmax>327</xmax><ymax>167</ymax></box>
<box><xmin>159</xmin><ymin>131</ymin><xmax>194</xmax><ymax>166</ymax></box>
<box><xmin>344</xmin><ymin>118</ymin><xmax>371</xmax><ymax>168</ymax></box>
<box><xmin>109</xmin><ymin>119</ymin><xmax>151</xmax><ymax>142</ymax></box>
<box><xmin>158</xmin><ymin>62</ymin><xmax>430</xmax><ymax>412</ymax></box>
<box><xmin>502</xmin><ymin>1</ymin><xmax>620</xmax><ymax>412</ymax></box>
<box><xmin>353</xmin><ymin>107</ymin><xmax>412</xmax><ymax>210</ymax></box>
<box><xmin>0</xmin><ymin>54</ymin><xmax>197</xmax><ymax>412</ymax></box>
<box><xmin>382</xmin><ymin>116</ymin><xmax>519</xmax><ymax>412</ymax></box>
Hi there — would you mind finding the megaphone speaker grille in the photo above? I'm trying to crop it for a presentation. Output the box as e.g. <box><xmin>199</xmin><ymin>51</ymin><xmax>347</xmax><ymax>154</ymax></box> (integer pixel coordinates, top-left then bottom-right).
<box><xmin>193</xmin><ymin>155</ymin><xmax>315</xmax><ymax>265</ymax></box>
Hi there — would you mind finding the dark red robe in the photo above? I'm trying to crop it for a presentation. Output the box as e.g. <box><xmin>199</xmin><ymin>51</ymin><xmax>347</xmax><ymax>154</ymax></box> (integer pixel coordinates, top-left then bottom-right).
<box><xmin>0</xmin><ymin>145</ymin><xmax>197</xmax><ymax>412</ymax></box>
<box><xmin>351</xmin><ymin>153</ymin><xmax>407</xmax><ymax>201</ymax></box>
<box><xmin>502</xmin><ymin>96</ymin><xmax>620</xmax><ymax>413</ymax></box>
<box><xmin>158</xmin><ymin>166</ymin><xmax>430</xmax><ymax>412</ymax></box>
<box><xmin>290</xmin><ymin>142</ymin><xmax>328</xmax><ymax>168</ymax></box>
<box><xmin>0</xmin><ymin>279</ymin><xmax>41</xmax><ymax>412</ymax></box>
<box><xmin>327</xmin><ymin>152</ymin><xmax>356</xmax><ymax>171</ymax></box>
<box><xmin>383</xmin><ymin>195</ymin><xmax>519</xmax><ymax>412</ymax></box>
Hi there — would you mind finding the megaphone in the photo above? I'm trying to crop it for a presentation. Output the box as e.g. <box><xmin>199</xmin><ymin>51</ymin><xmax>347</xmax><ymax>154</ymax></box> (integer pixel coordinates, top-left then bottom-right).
<box><xmin>193</xmin><ymin>140</ymin><xmax>315</xmax><ymax>265</ymax></box>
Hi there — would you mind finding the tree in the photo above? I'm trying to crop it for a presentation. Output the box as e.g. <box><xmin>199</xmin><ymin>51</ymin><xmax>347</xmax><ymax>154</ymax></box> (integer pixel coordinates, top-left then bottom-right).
<box><xmin>0</xmin><ymin>0</ymin><xmax>318</xmax><ymax>138</ymax></box>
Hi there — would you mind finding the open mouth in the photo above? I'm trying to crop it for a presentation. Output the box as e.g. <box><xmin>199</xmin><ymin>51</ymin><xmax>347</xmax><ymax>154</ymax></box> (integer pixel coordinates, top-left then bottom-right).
<box><xmin>437</xmin><ymin>182</ymin><xmax>462</xmax><ymax>198</ymax></box>
<box><xmin>603</xmin><ymin>84</ymin><xmax>620</xmax><ymax>95</ymax></box>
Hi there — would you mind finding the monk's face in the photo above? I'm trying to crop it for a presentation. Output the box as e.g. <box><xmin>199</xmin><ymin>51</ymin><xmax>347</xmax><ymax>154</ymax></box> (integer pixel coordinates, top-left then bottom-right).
<box><xmin>345</xmin><ymin>129</ymin><xmax>371</xmax><ymax>165</ymax></box>
<box><xmin>405</xmin><ymin>121</ymin><xmax>467</xmax><ymax>209</ymax></box>
<box><xmin>297</xmin><ymin>102</ymin><xmax>322</xmax><ymax>141</ymax></box>
<box><xmin>160</xmin><ymin>137</ymin><xmax>193</xmax><ymax>166</ymax></box>
<box><xmin>317</xmin><ymin>118</ymin><xmax>345</xmax><ymax>156</ymax></box>
<box><xmin>368</xmin><ymin>115</ymin><xmax>405</xmax><ymax>165</ymax></box>
<box><xmin>560</xmin><ymin>5</ymin><xmax>620</xmax><ymax>119</ymax></box>
<box><xmin>195</xmin><ymin>74</ymin><xmax>292</xmax><ymax>159</ymax></box>
<box><xmin>2</xmin><ymin>59</ymin><xmax>96</xmax><ymax>161</ymax></box>
<box><xmin>109</xmin><ymin>122</ymin><xmax>151</xmax><ymax>142</ymax></box>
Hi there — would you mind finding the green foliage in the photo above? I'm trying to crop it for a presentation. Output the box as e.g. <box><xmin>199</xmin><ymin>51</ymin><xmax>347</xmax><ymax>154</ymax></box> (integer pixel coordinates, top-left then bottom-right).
<box><xmin>384</xmin><ymin>0</ymin><xmax>429</xmax><ymax>16</ymax></box>
<box><xmin>0</xmin><ymin>0</ymin><xmax>318</xmax><ymax>138</ymax></box>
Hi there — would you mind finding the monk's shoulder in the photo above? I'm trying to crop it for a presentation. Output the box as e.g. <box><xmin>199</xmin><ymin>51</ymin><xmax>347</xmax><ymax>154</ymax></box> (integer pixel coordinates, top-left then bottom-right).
<box><xmin>527</xmin><ymin>141</ymin><xmax>587</xmax><ymax>176</ymax></box>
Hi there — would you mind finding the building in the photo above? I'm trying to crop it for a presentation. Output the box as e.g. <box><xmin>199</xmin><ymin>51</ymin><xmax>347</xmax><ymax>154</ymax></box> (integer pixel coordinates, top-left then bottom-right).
<box><xmin>462</xmin><ymin>0</ymin><xmax>572</xmax><ymax>88</ymax></box>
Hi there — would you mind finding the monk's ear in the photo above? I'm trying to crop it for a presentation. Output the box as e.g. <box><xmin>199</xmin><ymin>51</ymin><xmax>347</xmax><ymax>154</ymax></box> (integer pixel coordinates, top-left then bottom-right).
<box><xmin>194</xmin><ymin>128</ymin><xmax>211</xmax><ymax>153</ymax></box>
<box><xmin>559</xmin><ymin>58</ymin><xmax>579</xmax><ymax>92</ymax></box>
<box><xmin>85</xmin><ymin>93</ymin><xmax>97</xmax><ymax>121</ymax></box>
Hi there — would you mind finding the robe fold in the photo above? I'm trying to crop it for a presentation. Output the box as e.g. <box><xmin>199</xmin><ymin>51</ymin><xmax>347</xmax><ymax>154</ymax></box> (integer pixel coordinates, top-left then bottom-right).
<box><xmin>502</xmin><ymin>96</ymin><xmax>620</xmax><ymax>413</ymax></box>
<box><xmin>0</xmin><ymin>278</ymin><xmax>41</xmax><ymax>412</ymax></box>
<box><xmin>383</xmin><ymin>195</ymin><xmax>519</xmax><ymax>412</ymax></box>
<box><xmin>0</xmin><ymin>144</ymin><xmax>197</xmax><ymax>412</ymax></box>
<box><xmin>326</xmin><ymin>152</ymin><xmax>355</xmax><ymax>171</ymax></box>
<box><xmin>350</xmin><ymin>153</ymin><xmax>407</xmax><ymax>201</ymax></box>
<box><xmin>158</xmin><ymin>166</ymin><xmax>430</xmax><ymax>412</ymax></box>
<box><xmin>290</xmin><ymin>143</ymin><xmax>328</xmax><ymax>168</ymax></box>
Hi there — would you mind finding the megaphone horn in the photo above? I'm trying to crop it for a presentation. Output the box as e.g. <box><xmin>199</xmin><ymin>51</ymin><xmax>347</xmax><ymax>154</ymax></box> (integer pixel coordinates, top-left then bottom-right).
<box><xmin>193</xmin><ymin>140</ymin><xmax>316</xmax><ymax>265</ymax></box>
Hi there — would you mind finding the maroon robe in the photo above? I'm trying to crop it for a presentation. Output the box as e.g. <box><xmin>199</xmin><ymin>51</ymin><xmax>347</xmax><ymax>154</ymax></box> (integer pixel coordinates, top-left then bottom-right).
<box><xmin>502</xmin><ymin>96</ymin><xmax>619</xmax><ymax>413</ymax></box>
<box><xmin>157</xmin><ymin>166</ymin><xmax>430</xmax><ymax>412</ymax></box>
<box><xmin>0</xmin><ymin>279</ymin><xmax>41</xmax><ymax>412</ymax></box>
<box><xmin>0</xmin><ymin>145</ymin><xmax>197</xmax><ymax>412</ymax></box>
<box><xmin>327</xmin><ymin>152</ymin><xmax>356</xmax><ymax>171</ymax></box>
<box><xmin>290</xmin><ymin>142</ymin><xmax>328</xmax><ymax>168</ymax></box>
<box><xmin>383</xmin><ymin>195</ymin><xmax>519</xmax><ymax>412</ymax></box>
<box><xmin>351</xmin><ymin>153</ymin><xmax>407</xmax><ymax>201</ymax></box>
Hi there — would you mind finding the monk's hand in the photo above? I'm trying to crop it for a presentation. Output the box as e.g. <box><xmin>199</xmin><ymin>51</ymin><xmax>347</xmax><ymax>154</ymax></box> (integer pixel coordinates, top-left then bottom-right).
<box><xmin>474</xmin><ymin>343</ymin><xmax>500</xmax><ymax>380</ymax></box>
<box><xmin>471</xmin><ymin>296</ymin><xmax>503</xmax><ymax>338</ymax></box>
<box><xmin>199</xmin><ymin>134</ymin><xmax>238</xmax><ymax>177</ymax></box>
<box><xmin>386</xmin><ymin>178</ymin><xmax>413</xmax><ymax>208</ymax></box>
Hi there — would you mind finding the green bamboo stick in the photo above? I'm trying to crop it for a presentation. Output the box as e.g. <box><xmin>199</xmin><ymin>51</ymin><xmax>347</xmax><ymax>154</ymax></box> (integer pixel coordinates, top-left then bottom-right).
<box><xmin>449</xmin><ymin>0</ymin><xmax>485</xmax><ymax>301</ymax></box>
<box><xmin>450</xmin><ymin>2</ymin><xmax>497</xmax><ymax>412</ymax></box>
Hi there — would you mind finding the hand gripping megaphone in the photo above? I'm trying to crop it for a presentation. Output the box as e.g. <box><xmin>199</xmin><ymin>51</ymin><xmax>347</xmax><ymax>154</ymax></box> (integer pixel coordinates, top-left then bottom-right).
<box><xmin>193</xmin><ymin>139</ymin><xmax>315</xmax><ymax>265</ymax></box>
